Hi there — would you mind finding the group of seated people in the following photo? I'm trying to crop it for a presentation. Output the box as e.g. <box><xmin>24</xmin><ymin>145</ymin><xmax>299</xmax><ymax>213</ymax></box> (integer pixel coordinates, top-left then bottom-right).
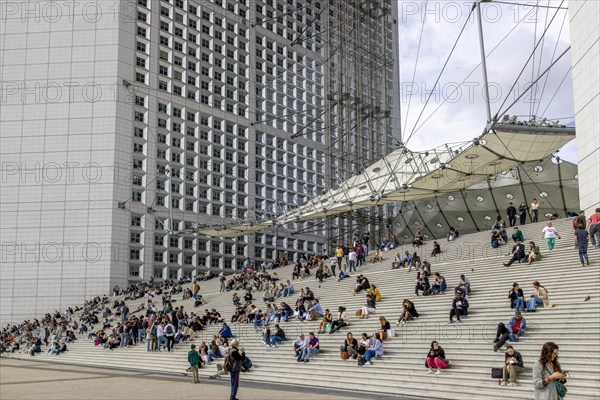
<box><xmin>503</xmin><ymin>239</ymin><xmax>542</xmax><ymax>267</ymax></box>
<box><xmin>379</xmin><ymin>237</ymin><xmax>399</xmax><ymax>251</ymax></box>
<box><xmin>508</xmin><ymin>281</ymin><xmax>553</xmax><ymax>313</ymax></box>
<box><xmin>391</xmin><ymin>251</ymin><xmax>424</xmax><ymax>271</ymax></box>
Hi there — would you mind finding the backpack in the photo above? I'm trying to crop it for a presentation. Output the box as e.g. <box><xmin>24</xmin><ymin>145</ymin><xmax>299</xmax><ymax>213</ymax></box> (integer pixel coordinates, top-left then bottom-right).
<box><xmin>166</xmin><ymin>325</ymin><xmax>173</xmax><ymax>335</ymax></box>
<box><xmin>223</xmin><ymin>351</ymin><xmax>233</xmax><ymax>373</ymax></box>
<box><xmin>150</xmin><ymin>324</ymin><xmax>157</xmax><ymax>336</ymax></box>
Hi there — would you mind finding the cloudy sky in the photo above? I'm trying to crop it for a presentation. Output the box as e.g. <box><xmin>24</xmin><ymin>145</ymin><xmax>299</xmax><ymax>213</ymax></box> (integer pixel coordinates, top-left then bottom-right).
<box><xmin>395</xmin><ymin>0</ymin><xmax>577</xmax><ymax>162</ymax></box>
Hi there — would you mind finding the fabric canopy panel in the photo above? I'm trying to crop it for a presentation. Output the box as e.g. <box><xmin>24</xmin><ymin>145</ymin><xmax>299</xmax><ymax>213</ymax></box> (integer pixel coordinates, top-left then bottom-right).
<box><xmin>279</xmin><ymin>126</ymin><xmax>575</xmax><ymax>223</ymax></box>
<box><xmin>388</xmin><ymin>156</ymin><xmax>579</xmax><ymax>244</ymax></box>
<box><xmin>198</xmin><ymin>222</ymin><xmax>274</xmax><ymax>238</ymax></box>
<box><xmin>197</xmin><ymin>126</ymin><xmax>575</xmax><ymax>237</ymax></box>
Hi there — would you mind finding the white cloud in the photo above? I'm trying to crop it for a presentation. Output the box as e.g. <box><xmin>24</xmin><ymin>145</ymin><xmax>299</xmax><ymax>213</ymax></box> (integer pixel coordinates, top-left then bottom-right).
<box><xmin>396</xmin><ymin>0</ymin><xmax>577</xmax><ymax>162</ymax></box>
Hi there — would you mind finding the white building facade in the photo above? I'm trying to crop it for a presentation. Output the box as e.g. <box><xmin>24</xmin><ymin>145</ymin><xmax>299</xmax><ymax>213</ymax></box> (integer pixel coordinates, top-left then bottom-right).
<box><xmin>569</xmin><ymin>0</ymin><xmax>600</xmax><ymax>215</ymax></box>
<box><xmin>0</xmin><ymin>0</ymin><xmax>398</xmax><ymax>324</ymax></box>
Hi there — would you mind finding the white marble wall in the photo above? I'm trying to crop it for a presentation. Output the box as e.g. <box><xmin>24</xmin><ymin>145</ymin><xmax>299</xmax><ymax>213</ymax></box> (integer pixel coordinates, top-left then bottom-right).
<box><xmin>569</xmin><ymin>0</ymin><xmax>600</xmax><ymax>215</ymax></box>
<box><xmin>0</xmin><ymin>0</ymin><xmax>131</xmax><ymax>325</ymax></box>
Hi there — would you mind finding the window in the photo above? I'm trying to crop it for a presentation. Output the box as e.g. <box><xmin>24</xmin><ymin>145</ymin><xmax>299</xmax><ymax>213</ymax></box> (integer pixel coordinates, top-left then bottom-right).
<box><xmin>131</xmin><ymin>216</ymin><xmax>141</xmax><ymax>227</ymax></box>
<box><xmin>133</xmin><ymin>143</ymin><xmax>144</xmax><ymax>153</ymax></box>
<box><xmin>130</xmin><ymin>249</ymin><xmax>140</xmax><ymax>260</ymax></box>
<box><xmin>136</xmin><ymin>41</ymin><xmax>146</xmax><ymax>52</ymax></box>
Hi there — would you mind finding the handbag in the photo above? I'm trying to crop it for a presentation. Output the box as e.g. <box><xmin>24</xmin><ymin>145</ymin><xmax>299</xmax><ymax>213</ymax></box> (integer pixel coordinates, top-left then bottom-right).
<box><xmin>555</xmin><ymin>381</ymin><xmax>567</xmax><ymax>398</ymax></box>
<box><xmin>491</xmin><ymin>368</ymin><xmax>502</xmax><ymax>379</ymax></box>
<box><xmin>546</xmin><ymin>367</ymin><xmax>567</xmax><ymax>397</ymax></box>
<box><xmin>325</xmin><ymin>323</ymin><xmax>332</xmax><ymax>332</ymax></box>
<box><xmin>340</xmin><ymin>351</ymin><xmax>350</xmax><ymax>360</ymax></box>
<box><xmin>386</xmin><ymin>328</ymin><xmax>395</xmax><ymax>338</ymax></box>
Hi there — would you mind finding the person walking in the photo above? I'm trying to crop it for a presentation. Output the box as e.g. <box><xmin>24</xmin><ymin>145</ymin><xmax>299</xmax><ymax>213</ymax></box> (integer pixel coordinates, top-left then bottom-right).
<box><xmin>188</xmin><ymin>344</ymin><xmax>200</xmax><ymax>384</ymax></box>
<box><xmin>588</xmin><ymin>207</ymin><xmax>600</xmax><ymax>248</ymax></box>
<box><xmin>348</xmin><ymin>248</ymin><xmax>358</xmax><ymax>273</ymax></box>
<box><xmin>541</xmin><ymin>222</ymin><xmax>561</xmax><ymax>251</ymax></box>
<box><xmin>574</xmin><ymin>223</ymin><xmax>590</xmax><ymax>266</ymax></box>
<box><xmin>229</xmin><ymin>339</ymin><xmax>245</xmax><ymax>400</ymax></box>
<box><xmin>193</xmin><ymin>281</ymin><xmax>200</xmax><ymax>300</ymax></box>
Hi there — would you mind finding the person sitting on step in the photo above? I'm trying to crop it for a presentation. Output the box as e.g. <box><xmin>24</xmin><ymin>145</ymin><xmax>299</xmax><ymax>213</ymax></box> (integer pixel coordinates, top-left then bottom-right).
<box><xmin>431</xmin><ymin>241</ymin><xmax>441</xmax><ymax>257</ymax></box>
<box><xmin>297</xmin><ymin>332</ymin><xmax>319</xmax><ymax>363</ymax></box>
<box><xmin>526</xmin><ymin>281</ymin><xmax>553</xmax><ymax>311</ymax></box>
<box><xmin>421</xmin><ymin>260</ymin><xmax>431</xmax><ymax>276</ymax></box>
<box><xmin>503</xmin><ymin>239</ymin><xmax>526</xmax><ymax>266</ymax></box>
<box><xmin>351</xmin><ymin>275</ymin><xmax>370</xmax><ymax>295</ymax></box>
<box><xmin>408</xmin><ymin>252</ymin><xmax>421</xmax><ymax>272</ymax></box>
<box><xmin>294</xmin><ymin>299</ymin><xmax>307</xmax><ymax>321</ymax></box>
<box><xmin>493</xmin><ymin>311</ymin><xmax>527</xmax><ymax>352</ymax></box>
<box><xmin>457</xmin><ymin>274</ymin><xmax>471</xmax><ymax>295</ymax></box>
<box><xmin>448</xmin><ymin>292</ymin><xmax>469</xmax><ymax>324</ymax></box>
<box><xmin>412</xmin><ymin>231</ymin><xmax>424</xmax><ymax>248</ymax></box>
<box><xmin>329</xmin><ymin>306</ymin><xmax>349</xmax><ymax>335</ymax></box>
<box><xmin>318</xmin><ymin>309</ymin><xmax>333</xmax><ymax>334</ymax></box>
<box><xmin>508</xmin><ymin>283</ymin><xmax>525</xmax><ymax>312</ymax></box>
<box><xmin>292</xmin><ymin>333</ymin><xmax>308</xmax><ymax>358</ymax></box>
<box><xmin>358</xmin><ymin>332</ymin><xmax>384</xmax><ymax>366</ymax></box>
<box><xmin>415</xmin><ymin>272</ymin><xmax>430</xmax><ymax>296</ymax></box>
<box><xmin>306</xmin><ymin>299</ymin><xmax>324</xmax><ymax>321</ymax></box>
<box><xmin>337</xmin><ymin>265</ymin><xmax>350</xmax><ymax>281</ymax></box>
<box><xmin>340</xmin><ymin>332</ymin><xmax>359</xmax><ymax>359</ymax></box>
<box><xmin>370</xmin><ymin>249</ymin><xmax>384</xmax><ymax>263</ymax></box>
<box><xmin>359</xmin><ymin>294</ymin><xmax>377</xmax><ymax>319</ymax></box>
<box><xmin>491</xmin><ymin>231</ymin><xmax>503</xmax><ymax>248</ymax></box>
<box><xmin>397</xmin><ymin>299</ymin><xmax>419</xmax><ymax>326</ymax></box>
<box><xmin>426</xmin><ymin>341</ymin><xmax>449</xmax><ymax>374</ymax></box>
<box><xmin>526</xmin><ymin>241</ymin><xmax>542</xmax><ymax>265</ymax></box>
<box><xmin>500</xmin><ymin>345</ymin><xmax>524</xmax><ymax>386</ymax></box>
<box><xmin>267</xmin><ymin>324</ymin><xmax>286</xmax><ymax>348</ymax></box>
<box><xmin>368</xmin><ymin>284</ymin><xmax>381</xmax><ymax>302</ymax></box>
<box><xmin>431</xmin><ymin>273</ymin><xmax>447</xmax><ymax>295</ymax></box>
<box><xmin>378</xmin><ymin>316</ymin><xmax>392</xmax><ymax>341</ymax></box>
<box><xmin>392</xmin><ymin>252</ymin><xmax>403</xmax><ymax>269</ymax></box>
<box><xmin>512</xmin><ymin>226</ymin><xmax>525</xmax><ymax>243</ymax></box>
<box><xmin>447</xmin><ymin>227</ymin><xmax>459</xmax><ymax>241</ymax></box>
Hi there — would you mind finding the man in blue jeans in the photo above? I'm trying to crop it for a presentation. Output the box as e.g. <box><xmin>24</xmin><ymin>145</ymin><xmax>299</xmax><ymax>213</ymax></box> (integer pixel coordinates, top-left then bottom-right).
<box><xmin>493</xmin><ymin>311</ymin><xmax>527</xmax><ymax>352</ymax></box>
<box><xmin>574</xmin><ymin>223</ymin><xmax>590</xmax><ymax>266</ymax></box>
<box><xmin>348</xmin><ymin>248</ymin><xmax>358</xmax><ymax>273</ymax></box>
<box><xmin>228</xmin><ymin>339</ymin><xmax>245</xmax><ymax>400</ymax></box>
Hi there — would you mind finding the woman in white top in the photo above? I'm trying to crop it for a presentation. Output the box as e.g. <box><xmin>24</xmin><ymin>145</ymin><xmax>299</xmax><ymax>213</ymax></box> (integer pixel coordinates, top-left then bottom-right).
<box><xmin>530</xmin><ymin>199</ymin><xmax>540</xmax><ymax>223</ymax></box>
<box><xmin>542</xmin><ymin>222</ymin><xmax>561</xmax><ymax>251</ymax></box>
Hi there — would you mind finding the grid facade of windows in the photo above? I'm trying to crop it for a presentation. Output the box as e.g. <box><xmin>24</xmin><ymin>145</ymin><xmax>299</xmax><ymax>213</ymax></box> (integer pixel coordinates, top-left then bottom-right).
<box><xmin>130</xmin><ymin>0</ymin><xmax>397</xmax><ymax>280</ymax></box>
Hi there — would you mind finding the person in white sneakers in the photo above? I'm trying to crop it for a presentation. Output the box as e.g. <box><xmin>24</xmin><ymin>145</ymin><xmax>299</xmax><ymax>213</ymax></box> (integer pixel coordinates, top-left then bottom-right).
<box><xmin>426</xmin><ymin>341</ymin><xmax>449</xmax><ymax>374</ymax></box>
<box><xmin>541</xmin><ymin>221</ymin><xmax>561</xmax><ymax>251</ymax></box>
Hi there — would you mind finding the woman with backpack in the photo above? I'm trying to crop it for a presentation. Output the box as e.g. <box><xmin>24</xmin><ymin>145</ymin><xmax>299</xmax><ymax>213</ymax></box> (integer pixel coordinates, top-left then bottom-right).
<box><xmin>225</xmin><ymin>339</ymin><xmax>246</xmax><ymax>400</ymax></box>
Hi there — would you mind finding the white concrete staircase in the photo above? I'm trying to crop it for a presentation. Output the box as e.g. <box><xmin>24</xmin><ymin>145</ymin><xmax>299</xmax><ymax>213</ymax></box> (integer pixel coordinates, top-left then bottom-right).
<box><xmin>6</xmin><ymin>218</ymin><xmax>600</xmax><ymax>399</ymax></box>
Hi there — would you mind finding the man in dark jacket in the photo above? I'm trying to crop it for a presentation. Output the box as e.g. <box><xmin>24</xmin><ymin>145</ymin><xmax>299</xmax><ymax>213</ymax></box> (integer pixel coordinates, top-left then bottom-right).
<box><xmin>229</xmin><ymin>339</ymin><xmax>245</xmax><ymax>400</ymax></box>
<box><xmin>506</xmin><ymin>202</ymin><xmax>517</xmax><ymax>227</ymax></box>
<box><xmin>503</xmin><ymin>240</ymin><xmax>526</xmax><ymax>266</ymax></box>
<box><xmin>501</xmin><ymin>345</ymin><xmax>524</xmax><ymax>386</ymax></box>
